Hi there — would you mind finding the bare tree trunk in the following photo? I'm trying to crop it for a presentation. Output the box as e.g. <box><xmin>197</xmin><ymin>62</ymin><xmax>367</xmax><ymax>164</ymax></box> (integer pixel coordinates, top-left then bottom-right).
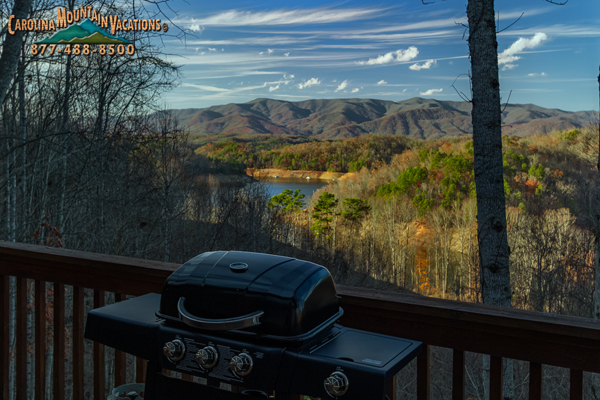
<box><xmin>18</xmin><ymin>54</ymin><xmax>27</xmax><ymax>240</ymax></box>
<box><xmin>467</xmin><ymin>1</ymin><xmax>512</xmax><ymax>398</ymax></box>
<box><xmin>592</xmin><ymin>65</ymin><xmax>600</xmax><ymax>399</ymax></box>
<box><xmin>468</xmin><ymin>0</ymin><xmax>511</xmax><ymax>308</ymax></box>
<box><xmin>59</xmin><ymin>52</ymin><xmax>72</xmax><ymax>234</ymax></box>
<box><xmin>0</xmin><ymin>0</ymin><xmax>33</xmax><ymax>107</ymax></box>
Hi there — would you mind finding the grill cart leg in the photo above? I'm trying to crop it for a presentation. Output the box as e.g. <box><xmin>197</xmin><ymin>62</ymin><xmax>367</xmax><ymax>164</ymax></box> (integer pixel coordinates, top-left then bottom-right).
<box><xmin>142</xmin><ymin>361</ymin><xmax>161</xmax><ymax>400</ymax></box>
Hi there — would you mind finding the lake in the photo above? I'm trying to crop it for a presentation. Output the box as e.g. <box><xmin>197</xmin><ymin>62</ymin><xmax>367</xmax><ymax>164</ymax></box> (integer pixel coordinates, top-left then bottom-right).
<box><xmin>257</xmin><ymin>177</ymin><xmax>331</xmax><ymax>206</ymax></box>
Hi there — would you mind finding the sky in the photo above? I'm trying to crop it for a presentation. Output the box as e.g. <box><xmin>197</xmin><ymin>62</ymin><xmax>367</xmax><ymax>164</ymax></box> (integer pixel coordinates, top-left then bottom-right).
<box><xmin>157</xmin><ymin>0</ymin><xmax>600</xmax><ymax>112</ymax></box>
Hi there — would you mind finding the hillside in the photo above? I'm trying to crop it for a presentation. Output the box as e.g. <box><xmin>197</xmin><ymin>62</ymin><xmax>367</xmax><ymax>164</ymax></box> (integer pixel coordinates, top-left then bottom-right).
<box><xmin>170</xmin><ymin>97</ymin><xmax>595</xmax><ymax>139</ymax></box>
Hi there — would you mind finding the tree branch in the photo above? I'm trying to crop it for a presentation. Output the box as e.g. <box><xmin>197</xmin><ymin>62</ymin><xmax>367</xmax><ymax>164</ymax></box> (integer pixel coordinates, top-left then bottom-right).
<box><xmin>451</xmin><ymin>73</ymin><xmax>473</xmax><ymax>103</ymax></box>
<box><xmin>497</xmin><ymin>12</ymin><xmax>524</xmax><ymax>34</ymax></box>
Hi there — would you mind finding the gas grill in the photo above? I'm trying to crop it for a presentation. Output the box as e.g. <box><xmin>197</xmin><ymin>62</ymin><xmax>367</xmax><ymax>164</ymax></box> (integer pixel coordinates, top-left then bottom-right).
<box><xmin>85</xmin><ymin>251</ymin><xmax>422</xmax><ymax>399</ymax></box>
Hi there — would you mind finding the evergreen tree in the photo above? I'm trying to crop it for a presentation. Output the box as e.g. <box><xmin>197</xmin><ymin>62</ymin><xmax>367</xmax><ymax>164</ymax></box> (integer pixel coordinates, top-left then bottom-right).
<box><xmin>311</xmin><ymin>192</ymin><xmax>338</xmax><ymax>239</ymax></box>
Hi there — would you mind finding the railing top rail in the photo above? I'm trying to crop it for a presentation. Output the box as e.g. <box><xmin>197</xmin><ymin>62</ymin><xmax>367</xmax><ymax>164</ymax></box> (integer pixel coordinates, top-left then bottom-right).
<box><xmin>0</xmin><ymin>241</ymin><xmax>179</xmax><ymax>295</ymax></box>
<box><xmin>338</xmin><ymin>285</ymin><xmax>600</xmax><ymax>337</ymax></box>
<box><xmin>338</xmin><ymin>285</ymin><xmax>600</xmax><ymax>372</ymax></box>
<box><xmin>2</xmin><ymin>240</ymin><xmax>600</xmax><ymax>371</ymax></box>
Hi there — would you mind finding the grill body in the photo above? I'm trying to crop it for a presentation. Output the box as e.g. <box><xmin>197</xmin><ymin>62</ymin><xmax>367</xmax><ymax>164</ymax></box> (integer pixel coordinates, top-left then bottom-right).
<box><xmin>85</xmin><ymin>251</ymin><xmax>422</xmax><ymax>399</ymax></box>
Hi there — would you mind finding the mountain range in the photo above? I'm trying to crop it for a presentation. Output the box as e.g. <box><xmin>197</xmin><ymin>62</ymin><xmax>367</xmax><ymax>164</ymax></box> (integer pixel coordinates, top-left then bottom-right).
<box><xmin>170</xmin><ymin>97</ymin><xmax>596</xmax><ymax>140</ymax></box>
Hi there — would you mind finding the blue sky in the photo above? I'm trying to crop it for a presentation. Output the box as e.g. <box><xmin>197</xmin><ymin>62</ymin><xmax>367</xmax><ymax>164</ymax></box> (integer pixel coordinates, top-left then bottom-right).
<box><xmin>159</xmin><ymin>0</ymin><xmax>599</xmax><ymax>112</ymax></box>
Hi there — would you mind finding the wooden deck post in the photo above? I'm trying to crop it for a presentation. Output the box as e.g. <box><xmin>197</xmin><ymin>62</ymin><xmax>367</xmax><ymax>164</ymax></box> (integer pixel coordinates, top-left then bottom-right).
<box><xmin>417</xmin><ymin>344</ymin><xmax>430</xmax><ymax>400</ymax></box>
<box><xmin>529</xmin><ymin>362</ymin><xmax>542</xmax><ymax>400</ymax></box>
<box><xmin>452</xmin><ymin>349</ymin><xmax>465</xmax><ymax>400</ymax></box>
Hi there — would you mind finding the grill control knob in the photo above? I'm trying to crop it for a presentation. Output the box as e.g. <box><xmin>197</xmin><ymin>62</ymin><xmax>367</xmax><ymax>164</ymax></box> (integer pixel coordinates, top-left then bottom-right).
<box><xmin>163</xmin><ymin>339</ymin><xmax>185</xmax><ymax>362</ymax></box>
<box><xmin>196</xmin><ymin>346</ymin><xmax>218</xmax><ymax>369</ymax></box>
<box><xmin>324</xmin><ymin>371</ymin><xmax>349</xmax><ymax>397</ymax></box>
<box><xmin>229</xmin><ymin>353</ymin><xmax>253</xmax><ymax>376</ymax></box>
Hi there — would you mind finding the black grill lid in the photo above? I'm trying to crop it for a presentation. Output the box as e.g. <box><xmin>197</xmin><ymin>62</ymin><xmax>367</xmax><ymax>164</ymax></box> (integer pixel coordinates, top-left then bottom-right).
<box><xmin>157</xmin><ymin>251</ymin><xmax>342</xmax><ymax>341</ymax></box>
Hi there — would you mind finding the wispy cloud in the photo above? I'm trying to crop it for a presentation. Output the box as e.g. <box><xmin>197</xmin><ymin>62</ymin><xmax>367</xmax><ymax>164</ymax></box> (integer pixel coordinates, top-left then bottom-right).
<box><xmin>499</xmin><ymin>24</ymin><xmax>600</xmax><ymax>38</ymax></box>
<box><xmin>284</xmin><ymin>52</ymin><xmax>290</xmax><ymax>56</ymax></box>
<box><xmin>377</xmin><ymin>80</ymin><xmax>387</xmax><ymax>85</ymax></box>
<box><xmin>409</xmin><ymin>59</ymin><xmax>436</xmax><ymax>71</ymax></box>
<box><xmin>256</xmin><ymin>10</ymin><xmax>548</xmax><ymax>37</ymax></box>
<box><xmin>336</xmin><ymin>30</ymin><xmax>456</xmax><ymax>44</ymax></box>
<box><xmin>351</xmin><ymin>88</ymin><xmax>359</xmax><ymax>93</ymax></box>
<box><xmin>187</xmin><ymin>36</ymin><xmax>315</xmax><ymax>46</ymax></box>
<box><xmin>271</xmin><ymin>94</ymin><xmax>312</xmax><ymax>99</ymax></box>
<box><xmin>335</xmin><ymin>80</ymin><xmax>348</xmax><ymax>92</ymax></box>
<box><xmin>420</xmin><ymin>88</ymin><xmax>443</xmax><ymax>96</ymax></box>
<box><xmin>356</xmin><ymin>46</ymin><xmax>419</xmax><ymax>65</ymax></box>
<box><xmin>190</xmin><ymin>6</ymin><xmax>383</xmax><ymax>26</ymax></box>
<box><xmin>498</xmin><ymin>32</ymin><xmax>547</xmax><ymax>70</ymax></box>
<box><xmin>298</xmin><ymin>78</ymin><xmax>321</xmax><ymax>89</ymax></box>
<box><xmin>184</xmin><ymin>70</ymin><xmax>285</xmax><ymax>79</ymax></box>
<box><xmin>182</xmin><ymin>83</ymin><xmax>231</xmax><ymax>92</ymax></box>
<box><xmin>527</xmin><ymin>72</ymin><xmax>546</xmax><ymax>77</ymax></box>
<box><xmin>189</xmin><ymin>19</ymin><xmax>205</xmax><ymax>33</ymax></box>
<box><xmin>267</xmin><ymin>77</ymin><xmax>292</xmax><ymax>92</ymax></box>
<box><xmin>297</xmin><ymin>44</ymin><xmax>384</xmax><ymax>50</ymax></box>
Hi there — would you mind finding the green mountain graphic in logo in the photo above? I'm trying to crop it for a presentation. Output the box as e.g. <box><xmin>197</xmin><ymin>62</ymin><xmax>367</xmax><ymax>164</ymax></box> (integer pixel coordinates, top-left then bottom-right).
<box><xmin>35</xmin><ymin>19</ymin><xmax>131</xmax><ymax>45</ymax></box>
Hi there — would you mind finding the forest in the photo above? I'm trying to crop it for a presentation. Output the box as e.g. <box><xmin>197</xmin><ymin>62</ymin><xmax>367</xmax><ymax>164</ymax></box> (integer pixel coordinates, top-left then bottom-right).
<box><xmin>180</xmin><ymin>123</ymin><xmax>600</xmax><ymax>319</ymax></box>
<box><xmin>195</xmin><ymin>134</ymin><xmax>410</xmax><ymax>173</ymax></box>
<box><xmin>229</xmin><ymin>126</ymin><xmax>597</xmax><ymax>315</ymax></box>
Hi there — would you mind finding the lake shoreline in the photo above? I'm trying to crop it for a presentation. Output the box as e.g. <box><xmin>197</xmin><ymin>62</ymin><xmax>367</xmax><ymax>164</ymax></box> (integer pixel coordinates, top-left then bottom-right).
<box><xmin>246</xmin><ymin>168</ymin><xmax>352</xmax><ymax>181</ymax></box>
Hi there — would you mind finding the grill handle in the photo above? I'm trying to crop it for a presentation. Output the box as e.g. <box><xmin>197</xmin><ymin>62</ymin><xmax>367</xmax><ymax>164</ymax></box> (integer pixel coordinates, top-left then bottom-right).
<box><xmin>177</xmin><ymin>297</ymin><xmax>264</xmax><ymax>331</ymax></box>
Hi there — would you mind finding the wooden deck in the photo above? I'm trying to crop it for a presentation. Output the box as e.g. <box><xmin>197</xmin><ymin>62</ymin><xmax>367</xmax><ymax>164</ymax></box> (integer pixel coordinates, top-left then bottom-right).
<box><xmin>2</xmin><ymin>240</ymin><xmax>600</xmax><ymax>399</ymax></box>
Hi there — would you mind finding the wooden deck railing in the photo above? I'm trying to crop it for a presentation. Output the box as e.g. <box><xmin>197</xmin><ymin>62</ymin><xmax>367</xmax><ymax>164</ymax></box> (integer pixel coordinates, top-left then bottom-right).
<box><xmin>2</xmin><ymin>240</ymin><xmax>600</xmax><ymax>399</ymax></box>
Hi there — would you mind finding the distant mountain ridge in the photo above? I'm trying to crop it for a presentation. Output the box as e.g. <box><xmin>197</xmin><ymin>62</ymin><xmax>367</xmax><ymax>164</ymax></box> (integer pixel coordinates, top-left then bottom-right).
<box><xmin>170</xmin><ymin>97</ymin><xmax>595</xmax><ymax>139</ymax></box>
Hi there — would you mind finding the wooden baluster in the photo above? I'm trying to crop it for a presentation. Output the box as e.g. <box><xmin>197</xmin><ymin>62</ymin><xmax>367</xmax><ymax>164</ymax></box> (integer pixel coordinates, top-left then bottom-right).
<box><xmin>35</xmin><ymin>280</ymin><xmax>46</xmax><ymax>400</ymax></box>
<box><xmin>570</xmin><ymin>369</ymin><xmax>583</xmax><ymax>400</ymax></box>
<box><xmin>0</xmin><ymin>275</ymin><xmax>9</xmax><ymax>400</ymax></box>
<box><xmin>115</xmin><ymin>293</ymin><xmax>127</xmax><ymax>387</ymax></box>
<box><xmin>136</xmin><ymin>357</ymin><xmax>147</xmax><ymax>384</ymax></box>
<box><xmin>417</xmin><ymin>344</ymin><xmax>430</xmax><ymax>400</ymax></box>
<box><xmin>94</xmin><ymin>290</ymin><xmax>106</xmax><ymax>400</ymax></box>
<box><xmin>529</xmin><ymin>362</ymin><xmax>542</xmax><ymax>400</ymax></box>
<box><xmin>16</xmin><ymin>277</ymin><xmax>27</xmax><ymax>400</ymax></box>
<box><xmin>452</xmin><ymin>349</ymin><xmax>465</xmax><ymax>400</ymax></box>
<box><xmin>53</xmin><ymin>283</ymin><xmax>65</xmax><ymax>400</ymax></box>
<box><xmin>489</xmin><ymin>356</ymin><xmax>503</xmax><ymax>400</ymax></box>
<box><xmin>73</xmin><ymin>286</ymin><xmax>85</xmax><ymax>399</ymax></box>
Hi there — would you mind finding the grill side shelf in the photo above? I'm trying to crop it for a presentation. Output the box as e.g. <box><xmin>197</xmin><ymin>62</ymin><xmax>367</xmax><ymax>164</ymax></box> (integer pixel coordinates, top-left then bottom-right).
<box><xmin>285</xmin><ymin>326</ymin><xmax>422</xmax><ymax>400</ymax></box>
<box><xmin>84</xmin><ymin>293</ymin><xmax>164</xmax><ymax>361</ymax></box>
